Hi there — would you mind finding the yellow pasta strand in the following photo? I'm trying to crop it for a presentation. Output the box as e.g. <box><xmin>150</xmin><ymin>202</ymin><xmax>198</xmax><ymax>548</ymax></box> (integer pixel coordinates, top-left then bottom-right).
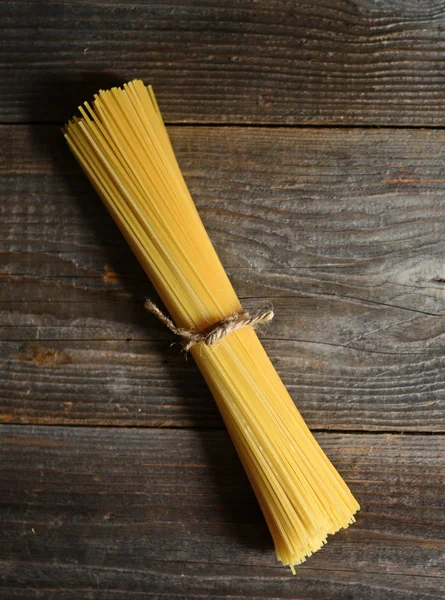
<box><xmin>63</xmin><ymin>80</ymin><xmax>359</xmax><ymax>572</ymax></box>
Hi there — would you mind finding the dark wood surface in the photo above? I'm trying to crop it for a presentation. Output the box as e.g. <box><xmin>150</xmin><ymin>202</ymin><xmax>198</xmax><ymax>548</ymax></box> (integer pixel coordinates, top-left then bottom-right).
<box><xmin>1</xmin><ymin>426</ymin><xmax>445</xmax><ymax>600</ymax></box>
<box><xmin>6</xmin><ymin>0</ymin><xmax>445</xmax><ymax>126</ymax></box>
<box><xmin>2</xmin><ymin>1</ymin><xmax>445</xmax><ymax>598</ymax></box>
<box><xmin>2</xmin><ymin>125</ymin><xmax>445</xmax><ymax>431</ymax></box>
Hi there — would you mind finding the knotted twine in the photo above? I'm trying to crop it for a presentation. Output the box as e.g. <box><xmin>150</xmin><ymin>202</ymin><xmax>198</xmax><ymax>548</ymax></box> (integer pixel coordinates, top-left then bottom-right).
<box><xmin>144</xmin><ymin>300</ymin><xmax>274</xmax><ymax>351</ymax></box>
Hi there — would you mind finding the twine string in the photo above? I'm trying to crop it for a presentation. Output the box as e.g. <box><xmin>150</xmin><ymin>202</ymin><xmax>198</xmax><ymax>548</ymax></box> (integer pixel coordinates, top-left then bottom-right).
<box><xmin>144</xmin><ymin>300</ymin><xmax>274</xmax><ymax>351</ymax></box>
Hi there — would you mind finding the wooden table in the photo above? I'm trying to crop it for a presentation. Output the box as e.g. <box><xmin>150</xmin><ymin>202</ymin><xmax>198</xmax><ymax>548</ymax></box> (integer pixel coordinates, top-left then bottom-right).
<box><xmin>2</xmin><ymin>2</ymin><xmax>445</xmax><ymax>598</ymax></box>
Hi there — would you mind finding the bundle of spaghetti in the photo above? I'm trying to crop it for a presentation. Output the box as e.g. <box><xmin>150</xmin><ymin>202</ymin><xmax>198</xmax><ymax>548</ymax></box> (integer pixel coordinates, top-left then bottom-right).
<box><xmin>63</xmin><ymin>80</ymin><xmax>359</xmax><ymax>572</ymax></box>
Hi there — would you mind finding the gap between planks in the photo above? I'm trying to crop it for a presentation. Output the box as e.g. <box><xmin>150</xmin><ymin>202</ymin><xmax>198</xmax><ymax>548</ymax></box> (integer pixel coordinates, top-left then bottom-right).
<box><xmin>8</xmin><ymin>121</ymin><xmax>445</xmax><ymax>131</ymax></box>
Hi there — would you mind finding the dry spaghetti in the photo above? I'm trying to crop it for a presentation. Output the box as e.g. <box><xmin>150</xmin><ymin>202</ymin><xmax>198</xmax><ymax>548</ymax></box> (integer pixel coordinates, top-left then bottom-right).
<box><xmin>63</xmin><ymin>80</ymin><xmax>359</xmax><ymax>572</ymax></box>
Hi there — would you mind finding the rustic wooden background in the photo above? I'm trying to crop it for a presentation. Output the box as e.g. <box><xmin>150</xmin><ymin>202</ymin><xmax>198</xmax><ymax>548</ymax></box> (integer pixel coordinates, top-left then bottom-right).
<box><xmin>2</xmin><ymin>1</ymin><xmax>445</xmax><ymax>598</ymax></box>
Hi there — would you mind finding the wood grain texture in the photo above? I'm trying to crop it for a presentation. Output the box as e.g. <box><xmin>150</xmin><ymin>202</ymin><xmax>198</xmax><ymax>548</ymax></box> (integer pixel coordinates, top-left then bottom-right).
<box><xmin>5</xmin><ymin>0</ymin><xmax>445</xmax><ymax>125</ymax></box>
<box><xmin>1</xmin><ymin>425</ymin><xmax>445</xmax><ymax>599</ymax></box>
<box><xmin>4</xmin><ymin>3</ymin><xmax>445</xmax><ymax>597</ymax></box>
<box><xmin>2</xmin><ymin>124</ymin><xmax>445</xmax><ymax>430</ymax></box>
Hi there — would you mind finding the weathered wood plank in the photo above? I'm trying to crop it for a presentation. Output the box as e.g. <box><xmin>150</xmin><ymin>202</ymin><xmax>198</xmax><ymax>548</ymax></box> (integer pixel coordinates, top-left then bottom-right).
<box><xmin>2</xmin><ymin>125</ymin><xmax>445</xmax><ymax>429</ymax></box>
<box><xmin>0</xmin><ymin>425</ymin><xmax>444</xmax><ymax>599</ymax></box>
<box><xmin>5</xmin><ymin>0</ymin><xmax>445</xmax><ymax>125</ymax></box>
<box><xmin>3</xmin><ymin>337</ymin><xmax>445</xmax><ymax>430</ymax></box>
<box><xmin>4</xmin><ymin>125</ymin><xmax>445</xmax><ymax>314</ymax></box>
